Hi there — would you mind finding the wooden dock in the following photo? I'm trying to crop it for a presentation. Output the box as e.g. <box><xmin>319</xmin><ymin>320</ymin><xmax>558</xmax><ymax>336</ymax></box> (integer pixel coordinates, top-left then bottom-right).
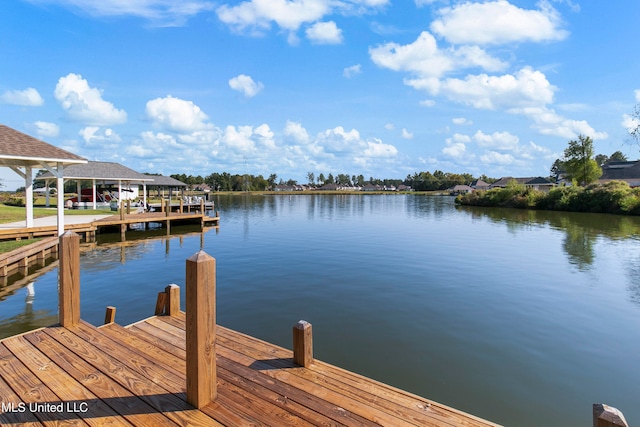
<box><xmin>0</xmin><ymin>210</ymin><xmax>220</xmax><ymax>242</ymax></box>
<box><xmin>0</xmin><ymin>233</ymin><xmax>626</xmax><ymax>427</ymax></box>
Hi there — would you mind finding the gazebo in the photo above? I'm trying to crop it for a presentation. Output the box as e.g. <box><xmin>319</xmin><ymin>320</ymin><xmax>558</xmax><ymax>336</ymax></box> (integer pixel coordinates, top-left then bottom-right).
<box><xmin>37</xmin><ymin>161</ymin><xmax>156</xmax><ymax>210</ymax></box>
<box><xmin>0</xmin><ymin>124</ymin><xmax>87</xmax><ymax>235</ymax></box>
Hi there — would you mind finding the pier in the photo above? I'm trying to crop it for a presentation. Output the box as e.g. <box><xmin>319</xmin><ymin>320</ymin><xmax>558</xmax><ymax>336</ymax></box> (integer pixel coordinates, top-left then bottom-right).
<box><xmin>0</xmin><ymin>206</ymin><xmax>220</xmax><ymax>243</ymax></box>
<box><xmin>0</xmin><ymin>232</ymin><xmax>507</xmax><ymax>427</ymax></box>
<box><xmin>0</xmin><ymin>233</ymin><xmax>628</xmax><ymax>426</ymax></box>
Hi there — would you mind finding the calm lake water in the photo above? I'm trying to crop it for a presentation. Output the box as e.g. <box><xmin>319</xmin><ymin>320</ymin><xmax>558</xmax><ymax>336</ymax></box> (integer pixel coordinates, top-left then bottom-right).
<box><xmin>1</xmin><ymin>194</ymin><xmax>639</xmax><ymax>426</ymax></box>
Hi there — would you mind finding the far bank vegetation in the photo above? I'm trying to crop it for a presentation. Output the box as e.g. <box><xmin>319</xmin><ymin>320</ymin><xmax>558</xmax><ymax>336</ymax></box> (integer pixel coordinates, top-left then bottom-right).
<box><xmin>456</xmin><ymin>180</ymin><xmax>640</xmax><ymax>215</ymax></box>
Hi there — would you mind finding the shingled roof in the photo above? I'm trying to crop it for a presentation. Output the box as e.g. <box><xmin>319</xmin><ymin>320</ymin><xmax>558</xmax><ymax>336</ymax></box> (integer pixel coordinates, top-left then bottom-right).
<box><xmin>0</xmin><ymin>124</ymin><xmax>86</xmax><ymax>166</ymax></box>
<box><xmin>37</xmin><ymin>161</ymin><xmax>154</xmax><ymax>182</ymax></box>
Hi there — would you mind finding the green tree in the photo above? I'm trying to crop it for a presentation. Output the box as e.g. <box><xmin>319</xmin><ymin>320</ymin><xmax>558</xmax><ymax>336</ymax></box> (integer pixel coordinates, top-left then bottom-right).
<box><xmin>307</xmin><ymin>172</ymin><xmax>314</xmax><ymax>185</ymax></box>
<box><xmin>610</xmin><ymin>150</ymin><xmax>628</xmax><ymax>162</ymax></box>
<box><xmin>562</xmin><ymin>135</ymin><xmax>602</xmax><ymax>186</ymax></box>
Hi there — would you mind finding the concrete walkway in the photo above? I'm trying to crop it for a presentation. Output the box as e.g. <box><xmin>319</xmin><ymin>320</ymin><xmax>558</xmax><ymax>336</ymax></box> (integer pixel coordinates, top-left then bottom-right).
<box><xmin>0</xmin><ymin>214</ymin><xmax>114</xmax><ymax>229</ymax></box>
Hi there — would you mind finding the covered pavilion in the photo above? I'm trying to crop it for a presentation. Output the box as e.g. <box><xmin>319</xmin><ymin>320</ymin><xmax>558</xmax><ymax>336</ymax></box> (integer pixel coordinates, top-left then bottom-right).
<box><xmin>37</xmin><ymin>161</ymin><xmax>155</xmax><ymax>210</ymax></box>
<box><xmin>0</xmin><ymin>124</ymin><xmax>87</xmax><ymax>235</ymax></box>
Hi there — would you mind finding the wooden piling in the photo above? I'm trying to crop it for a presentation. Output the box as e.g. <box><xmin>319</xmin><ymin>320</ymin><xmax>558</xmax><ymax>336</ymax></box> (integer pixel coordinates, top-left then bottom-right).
<box><xmin>155</xmin><ymin>291</ymin><xmax>167</xmax><ymax>315</ymax></box>
<box><xmin>104</xmin><ymin>306</ymin><xmax>116</xmax><ymax>324</ymax></box>
<box><xmin>58</xmin><ymin>231</ymin><xmax>80</xmax><ymax>327</ymax></box>
<box><xmin>185</xmin><ymin>251</ymin><xmax>217</xmax><ymax>408</ymax></box>
<box><xmin>120</xmin><ymin>201</ymin><xmax>125</xmax><ymax>220</ymax></box>
<box><xmin>165</xmin><ymin>200</ymin><xmax>170</xmax><ymax>217</ymax></box>
<box><xmin>593</xmin><ymin>404</ymin><xmax>628</xmax><ymax>427</ymax></box>
<box><xmin>179</xmin><ymin>199</ymin><xmax>184</xmax><ymax>214</ymax></box>
<box><xmin>293</xmin><ymin>320</ymin><xmax>313</xmax><ymax>367</ymax></box>
<box><xmin>165</xmin><ymin>284</ymin><xmax>180</xmax><ymax>316</ymax></box>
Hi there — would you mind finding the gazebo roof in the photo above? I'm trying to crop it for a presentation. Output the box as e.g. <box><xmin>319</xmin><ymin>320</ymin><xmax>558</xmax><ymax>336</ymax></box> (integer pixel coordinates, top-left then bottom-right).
<box><xmin>144</xmin><ymin>174</ymin><xmax>187</xmax><ymax>187</ymax></box>
<box><xmin>0</xmin><ymin>124</ymin><xmax>86</xmax><ymax>167</ymax></box>
<box><xmin>37</xmin><ymin>161</ymin><xmax>154</xmax><ymax>182</ymax></box>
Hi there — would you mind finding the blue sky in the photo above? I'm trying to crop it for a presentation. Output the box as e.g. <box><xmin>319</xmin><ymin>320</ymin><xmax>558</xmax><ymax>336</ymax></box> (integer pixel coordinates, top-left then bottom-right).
<box><xmin>1</xmin><ymin>0</ymin><xmax>639</xmax><ymax>189</ymax></box>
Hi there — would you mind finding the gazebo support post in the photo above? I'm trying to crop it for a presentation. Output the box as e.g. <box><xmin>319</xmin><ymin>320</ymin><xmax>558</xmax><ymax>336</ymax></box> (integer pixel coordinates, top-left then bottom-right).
<box><xmin>25</xmin><ymin>167</ymin><xmax>34</xmax><ymax>228</ymax></box>
<box><xmin>56</xmin><ymin>163</ymin><xmax>64</xmax><ymax>236</ymax></box>
<box><xmin>92</xmin><ymin>179</ymin><xmax>97</xmax><ymax>210</ymax></box>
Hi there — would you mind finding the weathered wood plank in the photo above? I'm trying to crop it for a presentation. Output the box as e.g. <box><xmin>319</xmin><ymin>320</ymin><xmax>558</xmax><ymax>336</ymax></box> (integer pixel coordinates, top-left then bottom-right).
<box><xmin>42</xmin><ymin>325</ymin><xmax>218</xmax><ymax>427</ymax></box>
<box><xmin>0</xmin><ymin>342</ymin><xmax>87</xmax><ymax>426</ymax></box>
<box><xmin>23</xmin><ymin>329</ymin><xmax>179</xmax><ymax>427</ymax></box>
<box><xmin>3</xmin><ymin>335</ymin><xmax>132</xmax><ymax>427</ymax></box>
<box><xmin>62</xmin><ymin>322</ymin><xmax>226</xmax><ymax>427</ymax></box>
<box><xmin>0</xmin><ymin>374</ymin><xmax>43</xmax><ymax>427</ymax></box>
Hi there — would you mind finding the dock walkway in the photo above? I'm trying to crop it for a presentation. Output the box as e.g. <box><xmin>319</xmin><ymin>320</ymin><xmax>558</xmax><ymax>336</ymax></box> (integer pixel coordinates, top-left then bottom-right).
<box><xmin>0</xmin><ymin>314</ymin><xmax>501</xmax><ymax>427</ymax></box>
<box><xmin>0</xmin><ymin>232</ymin><xmax>503</xmax><ymax>427</ymax></box>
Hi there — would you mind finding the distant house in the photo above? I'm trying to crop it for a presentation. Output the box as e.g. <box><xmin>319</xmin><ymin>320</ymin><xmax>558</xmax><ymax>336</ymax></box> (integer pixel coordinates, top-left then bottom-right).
<box><xmin>397</xmin><ymin>184</ymin><xmax>413</xmax><ymax>192</ymax></box>
<box><xmin>599</xmin><ymin>160</ymin><xmax>640</xmax><ymax>187</ymax></box>
<box><xmin>274</xmin><ymin>184</ymin><xmax>304</xmax><ymax>191</ymax></box>
<box><xmin>362</xmin><ymin>184</ymin><xmax>382</xmax><ymax>191</ymax></box>
<box><xmin>450</xmin><ymin>184</ymin><xmax>473</xmax><ymax>194</ymax></box>
<box><xmin>469</xmin><ymin>179</ymin><xmax>491</xmax><ymax>191</ymax></box>
<box><xmin>490</xmin><ymin>177</ymin><xmax>554</xmax><ymax>192</ymax></box>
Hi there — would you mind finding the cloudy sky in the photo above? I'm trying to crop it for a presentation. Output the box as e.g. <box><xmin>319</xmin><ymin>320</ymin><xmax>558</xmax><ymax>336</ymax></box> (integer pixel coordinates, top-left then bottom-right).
<box><xmin>1</xmin><ymin>0</ymin><xmax>639</xmax><ymax>189</ymax></box>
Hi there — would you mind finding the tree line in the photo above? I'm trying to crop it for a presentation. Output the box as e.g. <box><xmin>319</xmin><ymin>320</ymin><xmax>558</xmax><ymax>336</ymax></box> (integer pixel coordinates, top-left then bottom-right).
<box><xmin>166</xmin><ymin>170</ymin><xmax>501</xmax><ymax>192</ymax></box>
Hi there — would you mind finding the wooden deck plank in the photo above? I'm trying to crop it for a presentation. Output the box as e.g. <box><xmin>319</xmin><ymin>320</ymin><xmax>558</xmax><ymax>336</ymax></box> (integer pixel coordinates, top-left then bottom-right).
<box><xmin>0</xmin><ymin>342</ymin><xmax>88</xmax><ymax>426</ymax></box>
<box><xmin>0</xmin><ymin>314</ymin><xmax>500</xmax><ymax>427</ymax></box>
<box><xmin>150</xmin><ymin>316</ymin><xmax>426</xmax><ymax>427</ymax></box>
<box><xmin>3</xmin><ymin>335</ymin><xmax>133</xmax><ymax>427</ymax></box>
<box><xmin>24</xmin><ymin>329</ymin><xmax>181</xmax><ymax>427</ymax></box>
<box><xmin>0</xmin><ymin>374</ymin><xmax>44</xmax><ymax>427</ymax></box>
<box><xmin>158</xmin><ymin>313</ymin><xmax>496</xmax><ymax>427</ymax></box>
<box><xmin>42</xmin><ymin>325</ymin><xmax>220</xmax><ymax>427</ymax></box>
<box><xmin>107</xmin><ymin>320</ymin><xmax>344</xmax><ymax>426</ymax></box>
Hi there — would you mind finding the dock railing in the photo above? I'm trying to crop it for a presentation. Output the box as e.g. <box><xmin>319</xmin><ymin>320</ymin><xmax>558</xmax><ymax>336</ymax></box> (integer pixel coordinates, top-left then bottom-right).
<box><xmin>56</xmin><ymin>231</ymin><xmax>631</xmax><ymax>422</ymax></box>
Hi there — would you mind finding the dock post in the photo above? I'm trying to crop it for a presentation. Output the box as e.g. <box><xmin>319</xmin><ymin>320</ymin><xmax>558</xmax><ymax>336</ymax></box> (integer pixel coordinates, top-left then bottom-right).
<box><xmin>104</xmin><ymin>306</ymin><xmax>116</xmax><ymax>324</ymax></box>
<box><xmin>120</xmin><ymin>201</ymin><xmax>125</xmax><ymax>220</ymax></box>
<box><xmin>186</xmin><ymin>251</ymin><xmax>217</xmax><ymax>408</ymax></box>
<box><xmin>165</xmin><ymin>200</ymin><xmax>170</xmax><ymax>217</ymax></box>
<box><xmin>59</xmin><ymin>231</ymin><xmax>80</xmax><ymax>327</ymax></box>
<box><xmin>293</xmin><ymin>320</ymin><xmax>313</xmax><ymax>367</ymax></box>
<box><xmin>200</xmin><ymin>198</ymin><xmax>204</xmax><ymax>214</ymax></box>
<box><xmin>593</xmin><ymin>404</ymin><xmax>628</xmax><ymax>427</ymax></box>
<box><xmin>166</xmin><ymin>284</ymin><xmax>180</xmax><ymax>316</ymax></box>
<box><xmin>180</xmin><ymin>198</ymin><xmax>184</xmax><ymax>214</ymax></box>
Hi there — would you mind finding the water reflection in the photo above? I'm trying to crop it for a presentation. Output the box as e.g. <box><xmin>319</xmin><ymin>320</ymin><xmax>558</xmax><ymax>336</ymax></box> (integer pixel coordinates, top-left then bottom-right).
<box><xmin>457</xmin><ymin>205</ymin><xmax>640</xmax><ymax>272</ymax></box>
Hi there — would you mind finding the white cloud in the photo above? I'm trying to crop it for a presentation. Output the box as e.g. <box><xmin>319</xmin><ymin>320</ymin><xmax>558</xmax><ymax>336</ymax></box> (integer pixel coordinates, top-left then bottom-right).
<box><xmin>384</xmin><ymin>123</ymin><xmax>394</xmax><ymax>130</ymax></box>
<box><xmin>442</xmin><ymin>133</ymin><xmax>470</xmax><ymax>158</ymax></box>
<box><xmin>363</xmin><ymin>139</ymin><xmax>398</xmax><ymax>157</ymax></box>
<box><xmin>216</xmin><ymin>0</ymin><xmax>385</xmax><ymax>40</ymax></box>
<box><xmin>480</xmin><ymin>151</ymin><xmax>515</xmax><ymax>165</ymax></box>
<box><xmin>401</xmin><ymin>128</ymin><xmax>414</xmax><ymax>139</ymax></box>
<box><xmin>473</xmin><ymin>130</ymin><xmax>519</xmax><ymax>150</ymax></box>
<box><xmin>55</xmin><ymin>73</ymin><xmax>127</xmax><ymax>126</ymax></box>
<box><xmin>33</xmin><ymin>121</ymin><xmax>59</xmax><ymax>137</ymax></box>
<box><xmin>431</xmin><ymin>0</ymin><xmax>568</xmax><ymax>45</ymax></box>
<box><xmin>370</xmin><ymin>31</ymin><xmax>507</xmax><ymax>88</ymax></box>
<box><xmin>622</xmin><ymin>113</ymin><xmax>640</xmax><ymax>134</ymax></box>
<box><xmin>306</xmin><ymin>21</ymin><xmax>343</xmax><ymax>44</ymax></box>
<box><xmin>452</xmin><ymin>117</ymin><xmax>472</xmax><ymax>125</ymax></box>
<box><xmin>217</xmin><ymin>0</ymin><xmax>330</xmax><ymax>34</ymax></box>
<box><xmin>420</xmin><ymin>99</ymin><xmax>436</xmax><ymax>107</ymax></box>
<box><xmin>28</xmin><ymin>0</ymin><xmax>214</xmax><ymax>26</ymax></box>
<box><xmin>1</xmin><ymin>88</ymin><xmax>44</xmax><ymax>106</ymax></box>
<box><xmin>79</xmin><ymin>126</ymin><xmax>121</xmax><ymax>144</ymax></box>
<box><xmin>523</xmin><ymin>106</ymin><xmax>608</xmax><ymax>140</ymax></box>
<box><xmin>343</xmin><ymin>64</ymin><xmax>362</xmax><ymax>78</ymax></box>
<box><xmin>146</xmin><ymin>95</ymin><xmax>211</xmax><ymax>133</ymax></box>
<box><xmin>229</xmin><ymin>74</ymin><xmax>264</xmax><ymax>97</ymax></box>
<box><xmin>284</xmin><ymin>121</ymin><xmax>310</xmax><ymax>144</ymax></box>
<box><xmin>426</xmin><ymin>67</ymin><xmax>556</xmax><ymax>111</ymax></box>
<box><xmin>635</xmin><ymin>89</ymin><xmax>640</xmax><ymax>103</ymax></box>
